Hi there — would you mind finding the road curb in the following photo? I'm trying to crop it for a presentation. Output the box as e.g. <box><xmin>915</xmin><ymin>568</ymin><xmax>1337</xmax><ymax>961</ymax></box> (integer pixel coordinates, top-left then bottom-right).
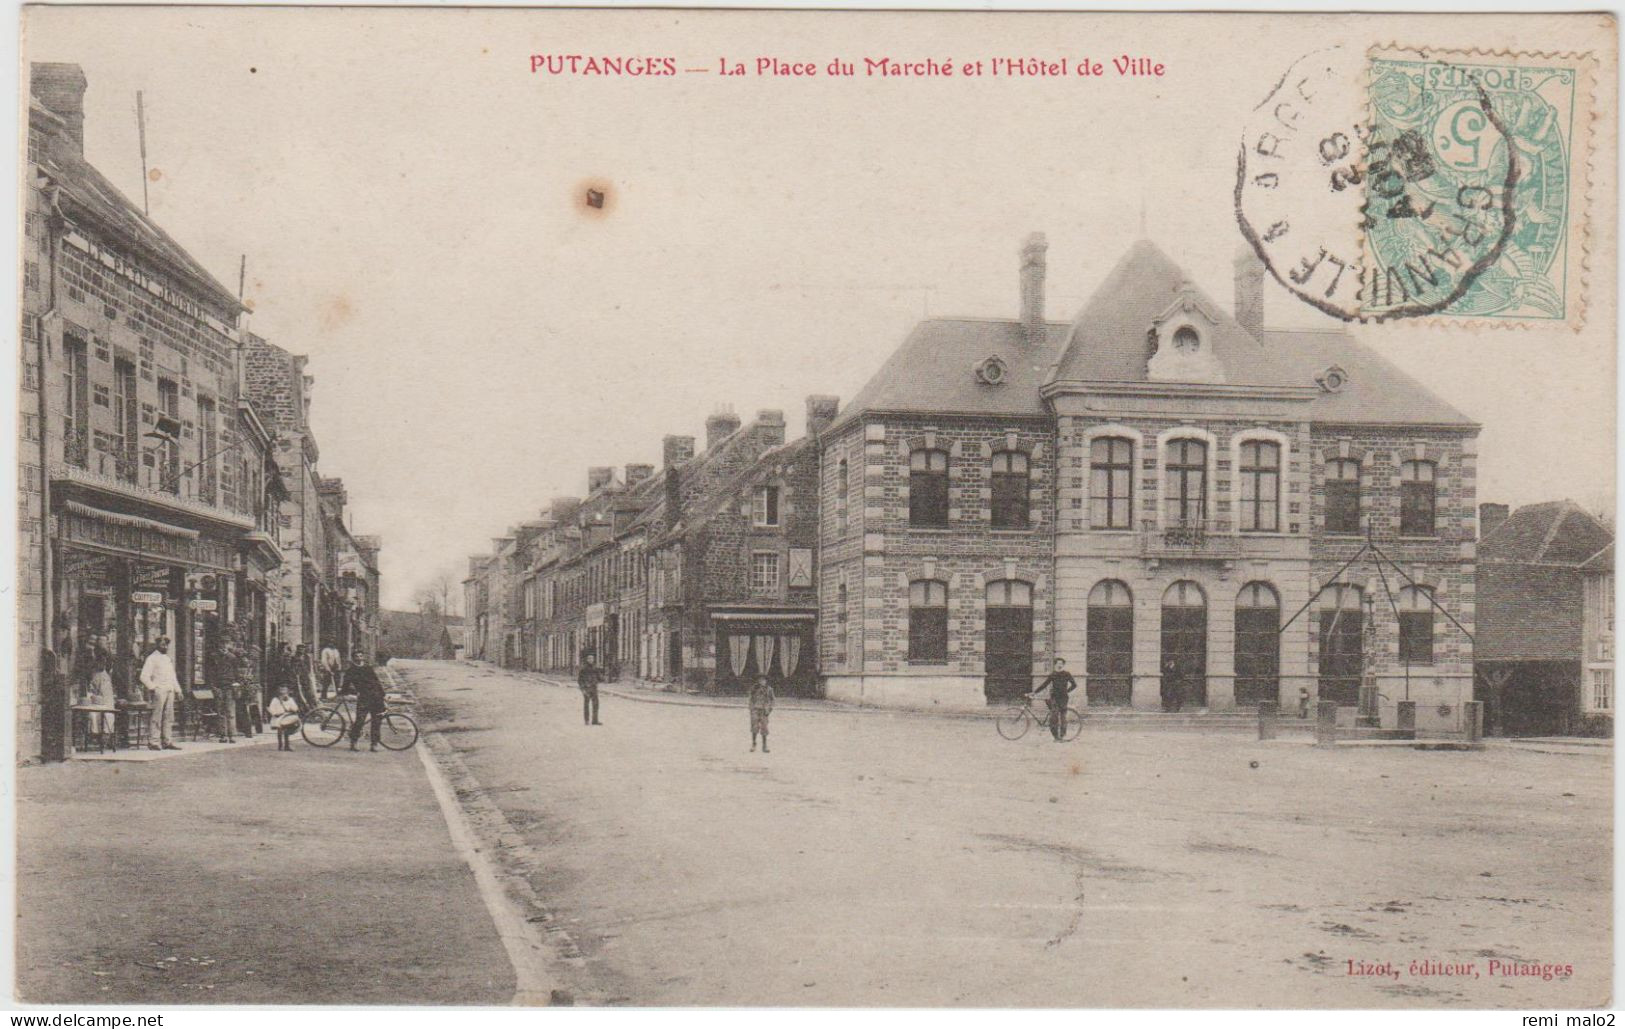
<box><xmin>416</xmin><ymin>727</ymin><xmax>589</xmax><ymax>1005</ymax></box>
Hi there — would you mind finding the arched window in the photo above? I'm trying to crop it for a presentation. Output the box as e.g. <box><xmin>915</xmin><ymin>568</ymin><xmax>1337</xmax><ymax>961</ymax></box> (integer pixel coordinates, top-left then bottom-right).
<box><xmin>1238</xmin><ymin>440</ymin><xmax>1281</xmax><ymax>533</ymax></box>
<box><xmin>908</xmin><ymin>579</ymin><xmax>948</xmax><ymax>662</ymax></box>
<box><xmin>1161</xmin><ymin>580</ymin><xmax>1208</xmax><ymax>709</ymax></box>
<box><xmin>1400</xmin><ymin>460</ymin><xmax>1437</xmax><ymax>536</ymax></box>
<box><xmin>837</xmin><ymin>457</ymin><xmax>849</xmax><ymax>534</ymax></box>
<box><xmin>1325</xmin><ymin>458</ymin><xmax>1362</xmax><ymax>534</ymax></box>
<box><xmin>835</xmin><ymin>580</ymin><xmax>849</xmax><ymax>663</ymax></box>
<box><xmin>1318</xmin><ymin>583</ymin><xmax>1364</xmax><ymax>705</ymax></box>
<box><xmin>984</xmin><ymin>579</ymin><xmax>1035</xmax><ymax>701</ymax></box>
<box><xmin>990</xmin><ymin>451</ymin><xmax>1030</xmax><ymax>529</ymax></box>
<box><xmin>1398</xmin><ymin>585</ymin><xmax>1435</xmax><ymax>664</ymax></box>
<box><xmin>1165</xmin><ymin>438</ymin><xmax>1207</xmax><ymax>527</ymax></box>
<box><xmin>1086</xmin><ymin>580</ymin><xmax>1133</xmax><ymax>706</ymax></box>
<box><xmin>1172</xmin><ymin>326</ymin><xmax>1201</xmax><ymax>353</ymax></box>
<box><xmin>909</xmin><ymin>449</ymin><xmax>949</xmax><ymax>528</ymax></box>
<box><xmin>1234</xmin><ymin>582</ymin><xmax>1280</xmax><ymax>705</ymax></box>
<box><xmin>1089</xmin><ymin>437</ymin><xmax>1134</xmax><ymax>529</ymax></box>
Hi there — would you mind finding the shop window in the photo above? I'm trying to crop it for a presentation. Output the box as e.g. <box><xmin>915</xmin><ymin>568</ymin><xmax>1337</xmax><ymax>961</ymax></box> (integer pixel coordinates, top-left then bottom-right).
<box><xmin>990</xmin><ymin>450</ymin><xmax>1030</xmax><ymax>529</ymax></box>
<box><xmin>908</xmin><ymin>579</ymin><xmax>948</xmax><ymax>662</ymax></box>
<box><xmin>1090</xmin><ymin>437</ymin><xmax>1134</xmax><ymax>529</ymax></box>
<box><xmin>1400</xmin><ymin>460</ymin><xmax>1437</xmax><ymax>536</ymax></box>
<box><xmin>909</xmin><ymin>449</ymin><xmax>949</xmax><ymax>527</ymax></box>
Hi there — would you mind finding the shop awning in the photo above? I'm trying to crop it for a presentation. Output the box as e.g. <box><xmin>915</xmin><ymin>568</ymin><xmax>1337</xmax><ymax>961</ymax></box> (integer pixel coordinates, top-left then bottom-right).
<box><xmin>708</xmin><ymin>609</ymin><xmax>816</xmax><ymax>622</ymax></box>
<box><xmin>64</xmin><ymin>501</ymin><xmax>200</xmax><ymax>540</ymax></box>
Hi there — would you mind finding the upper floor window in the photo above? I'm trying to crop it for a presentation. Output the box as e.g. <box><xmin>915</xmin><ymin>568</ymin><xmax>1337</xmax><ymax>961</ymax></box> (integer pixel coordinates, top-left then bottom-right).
<box><xmin>990</xmin><ymin>450</ymin><xmax>1030</xmax><ymax>529</ymax></box>
<box><xmin>836</xmin><ymin>458</ymin><xmax>849</xmax><ymax>533</ymax></box>
<box><xmin>753</xmin><ymin>485</ymin><xmax>781</xmax><ymax>527</ymax></box>
<box><xmin>1165</xmin><ymin>438</ymin><xmax>1207</xmax><ymax>527</ymax></box>
<box><xmin>909</xmin><ymin>449</ymin><xmax>949</xmax><ymax>528</ymax></box>
<box><xmin>908</xmin><ymin>579</ymin><xmax>948</xmax><ymax>662</ymax></box>
<box><xmin>63</xmin><ymin>336</ymin><xmax>88</xmax><ymax>468</ymax></box>
<box><xmin>1090</xmin><ymin>437</ymin><xmax>1134</xmax><ymax>530</ymax></box>
<box><xmin>1400</xmin><ymin>460</ymin><xmax>1437</xmax><ymax>536</ymax></box>
<box><xmin>1325</xmin><ymin>458</ymin><xmax>1362</xmax><ymax>534</ymax></box>
<box><xmin>1238</xmin><ymin>440</ymin><xmax>1281</xmax><ymax>532</ymax></box>
<box><xmin>1398</xmin><ymin>586</ymin><xmax>1435</xmax><ymax>664</ymax></box>
<box><xmin>750</xmin><ymin>552</ymin><xmax>781</xmax><ymax>592</ymax></box>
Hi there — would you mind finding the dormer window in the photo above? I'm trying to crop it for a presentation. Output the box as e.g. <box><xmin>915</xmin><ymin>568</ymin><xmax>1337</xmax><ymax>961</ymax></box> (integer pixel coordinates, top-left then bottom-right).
<box><xmin>1172</xmin><ymin>326</ymin><xmax>1201</xmax><ymax>353</ymax></box>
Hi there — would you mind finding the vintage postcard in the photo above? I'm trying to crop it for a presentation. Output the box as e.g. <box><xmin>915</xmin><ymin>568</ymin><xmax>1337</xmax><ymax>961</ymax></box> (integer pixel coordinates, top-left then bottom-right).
<box><xmin>11</xmin><ymin>6</ymin><xmax>1617</xmax><ymax>1014</ymax></box>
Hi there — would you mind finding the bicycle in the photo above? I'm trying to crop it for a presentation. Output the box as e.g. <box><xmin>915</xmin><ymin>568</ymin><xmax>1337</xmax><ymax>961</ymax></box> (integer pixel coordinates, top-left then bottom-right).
<box><xmin>996</xmin><ymin>696</ymin><xmax>1083</xmax><ymax>742</ymax></box>
<box><xmin>300</xmin><ymin>691</ymin><xmax>420</xmax><ymax>750</ymax></box>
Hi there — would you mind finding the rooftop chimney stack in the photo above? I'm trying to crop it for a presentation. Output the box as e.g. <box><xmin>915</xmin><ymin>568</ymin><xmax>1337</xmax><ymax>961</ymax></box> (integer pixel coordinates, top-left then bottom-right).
<box><xmin>1234</xmin><ymin>245</ymin><xmax>1266</xmax><ymax>337</ymax></box>
<box><xmin>805</xmin><ymin>394</ymin><xmax>840</xmax><ymax>437</ymax></box>
<box><xmin>624</xmin><ymin>463</ymin><xmax>654</xmax><ymax>488</ymax></box>
<box><xmin>1479</xmin><ymin>502</ymin><xmax>1510</xmax><ymax>539</ymax></box>
<box><xmin>755</xmin><ymin>409</ymin><xmax>786</xmax><ymax>448</ymax></box>
<box><xmin>31</xmin><ymin>63</ymin><xmax>87</xmax><ymax>155</ymax></box>
<box><xmin>706</xmin><ymin>406</ymin><xmax>741</xmax><ymax>451</ymax></box>
<box><xmin>663</xmin><ymin>434</ymin><xmax>696</xmax><ymax>468</ymax></box>
<box><xmin>549</xmin><ymin>496</ymin><xmax>582</xmax><ymax>526</ymax></box>
<box><xmin>1020</xmin><ymin>232</ymin><xmax>1048</xmax><ymax>342</ymax></box>
<box><xmin>587</xmin><ymin>466</ymin><xmax>616</xmax><ymax>494</ymax></box>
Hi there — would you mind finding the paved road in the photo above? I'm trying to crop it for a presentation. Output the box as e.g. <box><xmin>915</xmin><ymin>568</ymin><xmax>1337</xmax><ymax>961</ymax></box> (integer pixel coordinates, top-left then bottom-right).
<box><xmin>407</xmin><ymin>660</ymin><xmax>1612</xmax><ymax>1007</ymax></box>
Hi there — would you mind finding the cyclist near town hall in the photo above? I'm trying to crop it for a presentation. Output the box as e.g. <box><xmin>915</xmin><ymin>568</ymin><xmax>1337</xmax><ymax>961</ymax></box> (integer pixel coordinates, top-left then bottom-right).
<box><xmin>1027</xmin><ymin>657</ymin><xmax>1079</xmax><ymax>742</ymax></box>
<box><xmin>577</xmin><ymin>654</ymin><xmax>603</xmax><ymax>726</ymax></box>
<box><xmin>343</xmin><ymin>653</ymin><xmax>388</xmax><ymax>752</ymax></box>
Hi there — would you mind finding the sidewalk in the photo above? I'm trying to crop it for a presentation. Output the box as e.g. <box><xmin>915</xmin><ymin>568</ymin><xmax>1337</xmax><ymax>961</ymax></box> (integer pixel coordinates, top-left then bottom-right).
<box><xmin>16</xmin><ymin>734</ymin><xmax>515</xmax><ymax>1005</ymax></box>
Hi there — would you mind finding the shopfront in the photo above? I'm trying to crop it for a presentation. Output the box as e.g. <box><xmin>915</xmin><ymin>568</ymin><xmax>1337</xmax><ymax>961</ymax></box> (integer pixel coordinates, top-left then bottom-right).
<box><xmin>711</xmin><ymin>608</ymin><xmax>818</xmax><ymax>697</ymax></box>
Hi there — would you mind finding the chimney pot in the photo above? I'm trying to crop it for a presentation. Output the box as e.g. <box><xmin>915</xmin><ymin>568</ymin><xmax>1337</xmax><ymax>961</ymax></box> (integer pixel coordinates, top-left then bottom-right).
<box><xmin>587</xmin><ymin>466</ymin><xmax>616</xmax><ymax>493</ymax></box>
<box><xmin>1020</xmin><ymin>232</ymin><xmax>1048</xmax><ymax>342</ymax></box>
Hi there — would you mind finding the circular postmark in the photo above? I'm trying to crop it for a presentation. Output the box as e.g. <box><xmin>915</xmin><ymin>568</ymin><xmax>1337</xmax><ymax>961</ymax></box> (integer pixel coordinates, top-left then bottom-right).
<box><xmin>1235</xmin><ymin>46</ymin><xmax>1520</xmax><ymax>323</ymax></box>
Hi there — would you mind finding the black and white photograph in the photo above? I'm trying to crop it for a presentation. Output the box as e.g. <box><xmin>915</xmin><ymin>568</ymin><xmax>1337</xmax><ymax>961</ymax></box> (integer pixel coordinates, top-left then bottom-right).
<box><xmin>9</xmin><ymin>5</ymin><xmax>1619</xmax><ymax>1016</ymax></box>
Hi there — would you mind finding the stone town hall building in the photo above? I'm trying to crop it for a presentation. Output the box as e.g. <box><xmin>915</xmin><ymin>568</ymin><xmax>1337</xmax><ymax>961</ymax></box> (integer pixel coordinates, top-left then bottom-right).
<box><xmin>819</xmin><ymin>236</ymin><xmax>1477</xmax><ymax>724</ymax></box>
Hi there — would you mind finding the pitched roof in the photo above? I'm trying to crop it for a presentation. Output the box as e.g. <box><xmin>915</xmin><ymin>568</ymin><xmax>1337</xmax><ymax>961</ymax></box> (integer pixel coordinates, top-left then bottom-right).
<box><xmin>1579</xmin><ymin>543</ymin><xmax>1614</xmax><ymax>574</ymax></box>
<box><xmin>34</xmin><ymin>103</ymin><xmax>244</xmax><ymax>315</ymax></box>
<box><xmin>1480</xmin><ymin>501</ymin><xmax>1614</xmax><ymax>567</ymax></box>
<box><xmin>830</xmin><ymin>318</ymin><xmax>1070</xmax><ymax>430</ymax></box>
<box><xmin>678</xmin><ymin>436</ymin><xmax>811</xmax><ymax>536</ymax></box>
<box><xmin>1475</xmin><ymin>561</ymin><xmax>1585</xmax><ymax>662</ymax></box>
<box><xmin>1258</xmin><ymin>329</ymin><xmax>1475</xmax><ymax>426</ymax></box>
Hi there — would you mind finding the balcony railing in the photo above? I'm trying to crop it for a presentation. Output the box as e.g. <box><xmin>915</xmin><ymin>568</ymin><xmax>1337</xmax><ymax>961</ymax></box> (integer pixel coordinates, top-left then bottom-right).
<box><xmin>1139</xmin><ymin>517</ymin><xmax>1241</xmax><ymax>560</ymax></box>
<box><xmin>50</xmin><ymin>461</ymin><xmax>256</xmax><ymax>530</ymax></box>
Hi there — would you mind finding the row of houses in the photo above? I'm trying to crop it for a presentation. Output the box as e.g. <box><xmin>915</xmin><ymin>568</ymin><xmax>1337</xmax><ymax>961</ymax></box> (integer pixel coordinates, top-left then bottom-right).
<box><xmin>464</xmin><ymin>231</ymin><xmax>1611</xmax><ymax>731</ymax></box>
<box><xmin>19</xmin><ymin>63</ymin><xmax>382</xmax><ymax>763</ymax></box>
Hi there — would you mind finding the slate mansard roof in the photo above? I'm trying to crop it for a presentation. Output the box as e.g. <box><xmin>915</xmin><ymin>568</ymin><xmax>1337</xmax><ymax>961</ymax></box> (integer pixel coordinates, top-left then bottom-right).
<box><xmin>833</xmin><ymin>239</ymin><xmax>1477</xmax><ymax>431</ymax></box>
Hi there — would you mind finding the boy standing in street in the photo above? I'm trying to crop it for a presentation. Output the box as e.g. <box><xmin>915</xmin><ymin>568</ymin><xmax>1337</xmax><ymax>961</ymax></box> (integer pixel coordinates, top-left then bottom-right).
<box><xmin>749</xmin><ymin>676</ymin><xmax>774</xmax><ymax>753</ymax></box>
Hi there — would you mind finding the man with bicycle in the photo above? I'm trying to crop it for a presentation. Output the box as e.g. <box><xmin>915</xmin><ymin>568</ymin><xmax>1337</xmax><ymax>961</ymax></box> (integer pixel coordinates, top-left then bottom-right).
<box><xmin>1028</xmin><ymin>657</ymin><xmax>1080</xmax><ymax>742</ymax></box>
<box><xmin>343</xmin><ymin>653</ymin><xmax>388</xmax><ymax>752</ymax></box>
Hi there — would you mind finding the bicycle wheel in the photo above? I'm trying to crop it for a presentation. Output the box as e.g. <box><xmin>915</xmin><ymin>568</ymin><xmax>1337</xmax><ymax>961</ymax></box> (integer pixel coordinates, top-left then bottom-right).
<box><xmin>1063</xmin><ymin>707</ymin><xmax>1085</xmax><ymax>742</ymax></box>
<box><xmin>995</xmin><ymin>707</ymin><xmax>1031</xmax><ymax>740</ymax></box>
<box><xmin>300</xmin><ymin>706</ymin><xmax>347</xmax><ymax>748</ymax></box>
<box><xmin>378</xmin><ymin>712</ymin><xmax>419</xmax><ymax>751</ymax></box>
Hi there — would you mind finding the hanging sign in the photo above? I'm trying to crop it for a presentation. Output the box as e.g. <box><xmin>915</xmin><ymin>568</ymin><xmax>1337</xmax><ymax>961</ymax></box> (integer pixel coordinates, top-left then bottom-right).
<box><xmin>189</xmin><ymin>599</ymin><xmax>218</xmax><ymax>612</ymax></box>
<box><xmin>131</xmin><ymin>591</ymin><xmax>164</xmax><ymax>605</ymax></box>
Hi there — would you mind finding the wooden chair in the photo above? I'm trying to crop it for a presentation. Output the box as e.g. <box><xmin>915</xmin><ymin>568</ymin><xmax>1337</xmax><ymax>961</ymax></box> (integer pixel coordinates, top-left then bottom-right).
<box><xmin>186</xmin><ymin>688</ymin><xmax>226</xmax><ymax>741</ymax></box>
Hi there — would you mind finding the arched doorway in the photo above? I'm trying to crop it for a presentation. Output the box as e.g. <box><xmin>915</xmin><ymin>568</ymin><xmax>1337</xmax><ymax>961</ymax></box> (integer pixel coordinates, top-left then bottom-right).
<box><xmin>1318</xmin><ymin>584</ymin><xmax>1364</xmax><ymax>706</ymax></box>
<box><xmin>1161</xmin><ymin>580</ymin><xmax>1207</xmax><ymax>710</ymax></box>
<box><xmin>1086</xmin><ymin>580</ymin><xmax>1133</xmax><ymax>706</ymax></box>
<box><xmin>1234</xmin><ymin>582</ymin><xmax>1281</xmax><ymax>706</ymax></box>
<box><xmin>984</xmin><ymin>579</ymin><xmax>1033</xmax><ymax>703</ymax></box>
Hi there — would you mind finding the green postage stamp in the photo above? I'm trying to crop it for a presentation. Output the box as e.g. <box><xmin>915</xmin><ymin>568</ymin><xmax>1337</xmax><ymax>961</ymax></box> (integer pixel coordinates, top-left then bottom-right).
<box><xmin>1363</xmin><ymin>46</ymin><xmax>1595</xmax><ymax>326</ymax></box>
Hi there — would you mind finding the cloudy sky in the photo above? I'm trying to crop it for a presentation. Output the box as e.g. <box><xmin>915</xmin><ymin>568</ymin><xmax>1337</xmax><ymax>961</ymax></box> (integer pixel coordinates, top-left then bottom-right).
<box><xmin>24</xmin><ymin>8</ymin><xmax>1615</xmax><ymax>611</ymax></box>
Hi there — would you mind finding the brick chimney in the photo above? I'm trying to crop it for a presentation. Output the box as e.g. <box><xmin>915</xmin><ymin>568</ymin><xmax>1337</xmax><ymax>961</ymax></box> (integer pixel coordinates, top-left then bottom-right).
<box><xmin>706</xmin><ymin>407</ymin><xmax>741</xmax><ymax>451</ymax></box>
<box><xmin>549</xmin><ymin>496</ymin><xmax>581</xmax><ymax>526</ymax></box>
<box><xmin>805</xmin><ymin>394</ymin><xmax>839</xmax><ymax>437</ymax></box>
<box><xmin>1479</xmin><ymin>502</ymin><xmax>1510</xmax><ymax>539</ymax></box>
<box><xmin>1020</xmin><ymin>232</ymin><xmax>1047</xmax><ymax>342</ymax></box>
<box><xmin>1234</xmin><ymin>245</ymin><xmax>1265</xmax><ymax>337</ymax></box>
<box><xmin>755</xmin><ymin>409</ymin><xmax>786</xmax><ymax>448</ymax></box>
<box><xmin>625</xmin><ymin>463</ymin><xmax>654</xmax><ymax>488</ymax></box>
<box><xmin>31</xmin><ymin>63</ymin><xmax>87</xmax><ymax>155</ymax></box>
<box><xmin>587</xmin><ymin>466</ymin><xmax>616</xmax><ymax>493</ymax></box>
<box><xmin>663</xmin><ymin>434</ymin><xmax>695</xmax><ymax>468</ymax></box>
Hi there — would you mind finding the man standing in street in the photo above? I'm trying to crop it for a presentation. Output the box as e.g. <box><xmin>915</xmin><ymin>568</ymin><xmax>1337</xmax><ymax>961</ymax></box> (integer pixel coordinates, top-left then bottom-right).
<box><xmin>343</xmin><ymin>654</ymin><xmax>388</xmax><ymax>752</ymax></box>
<box><xmin>294</xmin><ymin>644</ymin><xmax>319</xmax><ymax>712</ymax></box>
<box><xmin>578</xmin><ymin>654</ymin><xmax>603</xmax><ymax>726</ymax></box>
<box><xmin>140</xmin><ymin>636</ymin><xmax>183</xmax><ymax>751</ymax></box>
<box><xmin>1029</xmin><ymin>657</ymin><xmax>1080</xmax><ymax>742</ymax></box>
